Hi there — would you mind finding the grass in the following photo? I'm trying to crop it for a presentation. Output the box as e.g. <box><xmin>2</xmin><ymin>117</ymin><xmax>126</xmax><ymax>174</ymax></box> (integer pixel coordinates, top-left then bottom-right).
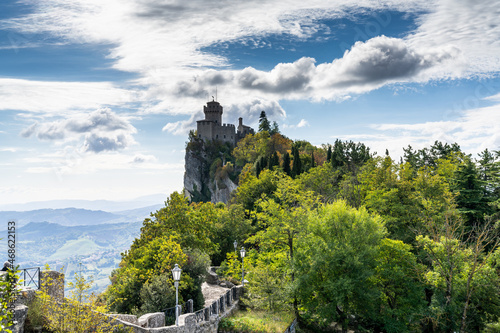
<box><xmin>219</xmin><ymin>309</ymin><xmax>295</xmax><ymax>333</ymax></box>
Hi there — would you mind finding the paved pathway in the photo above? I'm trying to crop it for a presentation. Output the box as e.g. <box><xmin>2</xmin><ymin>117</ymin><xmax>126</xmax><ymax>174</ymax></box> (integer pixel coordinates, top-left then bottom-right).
<box><xmin>201</xmin><ymin>282</ymin><xmax>230</xmax><ymax>307</ymax></box>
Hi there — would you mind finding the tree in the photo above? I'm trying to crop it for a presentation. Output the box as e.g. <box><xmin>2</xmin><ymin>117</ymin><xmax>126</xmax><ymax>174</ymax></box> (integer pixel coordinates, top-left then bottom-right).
<box><xmin>453</xmin><ymin>157</ymin><xmax>492</xmax><ymax>228</ymax></box>
<box><xmin>327</xmin><ymin>145</ymin><xmax>332</xmax><ymax>162</ymax></box>
<box><xmin>417</xmin><ymin>215</ymin><xmax>500</xmax><ymax>332</ymax></box>
<box><xmin>233</xmin><ymin>132</ymin><xmax>270</xmax><ymax>167</ymax></box>
<box><xmin>291</xmin><ymin>145</ymin><xmax>302</xmax><ymax>178</ymax></box>
<box><xmin>297</xmin><ymin>162</ymin><xmax>341</xmax><ymax>203</ymax></box>
<box><xmin>211</xmin><ymin>203</ymin><xmax>253</xmax><ymax>266</ymax></box>
<box><xmin>294</xmin><ymin>201</ymin><xmax>386</xmax><ymax>332</ymax></box>
<box><xmin>231</xmin><ymin>168</ymin><xmax>280</xmax><ymax>214</ymax></box>
<box><xmin>373</xmin><ymin>239</ymin><xmax>426</xmax><ymax>332</ymax></box>
<box><xmin>259</xmin><ymin>111</ymin><xmax>271</xmax><ymax>132</ymax></box>
<box><xmin>141</xmin><ymin>192</ymin><xmax>219</xmax><ymax>255</ymax></box>
<box><xmin>270</xmin><ymin>121</ymin><xmax>280</xmax><ymax>135</ymax></box>
<box><xmin>250</xmin><ymin>176</ymin><xmax>320</xmax><ymax>318</ymax></box>
<box><xmin>38</xmin><ymin>267</ymin><xmax>128</xmax><ymax>333</ymax></box>
<box><xmin>282</xmin><ymin>152</ymin><xmax>291</xmax><ymax>176</ymax></box>
<box><xmin>105</xmin><ymin>235</ymin><xmax>188</xmax><ymax>313</ymax></box>
<box><xmin>0</xmin><ymin>264</ymin><xmax>18</xmax><ymax>333</ymax></box>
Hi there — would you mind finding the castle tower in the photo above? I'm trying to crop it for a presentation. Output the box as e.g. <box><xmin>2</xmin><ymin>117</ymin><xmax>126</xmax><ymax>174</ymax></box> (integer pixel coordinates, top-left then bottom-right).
<box><xmin>203</xmin><ymin>100</ymin><xmax>223</xmax><ymax>124</ymax></box>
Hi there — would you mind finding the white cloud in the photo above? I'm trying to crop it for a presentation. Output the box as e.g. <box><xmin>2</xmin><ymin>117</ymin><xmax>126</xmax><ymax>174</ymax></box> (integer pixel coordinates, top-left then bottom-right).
<box><xmin>20</xmin><ymin>108</ymin><xmax>137</xmax><ymax>153</ymax></box>
<box><xmin>2</xmin><ymin>0</ymin><xmax>500</xmax><ymax>139</ymax></box>
<box><xmin>0</xmin><ymin>0</ymin><xmax>443</xmax><ymax>120</ymax></box>
<box><xmin>0</xmin><ymin>79</ymin><xmax>135</xmax><ymax>114</ymax></box>
<box><xmin>406</xmin><ymin>0</ymin><xmax>500</xmax><ymax>76</ymax></box>
<box><xmin>297</xmin><ymin>119</ymin><xmax>309</xmax><ymax>128</ymax></box>
<box><xmin>354</xmin><ymin>102</ymin><xmax>500</xmax><ymax>159</ymax></box>
<box><xmin>283</xmin><ymin>118</ymin><xmax>310</xmax><ymax>129</ymax></box>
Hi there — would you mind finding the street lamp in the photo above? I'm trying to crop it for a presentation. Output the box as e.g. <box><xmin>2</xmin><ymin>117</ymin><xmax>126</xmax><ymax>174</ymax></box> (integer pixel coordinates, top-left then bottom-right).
<box><xmin>240</xmin><ymin>247</ymin><xmax>246</xmax><ymax>287</ymax></box>
<box><xmin>172</xmin><ymin>264</ymin><xmax>182</xmax><ymax>326</ymax></box>
<box><xmin>233</xmin><ymin>240</ymin><xmax>238</xmax><ymax>253</ymax></box>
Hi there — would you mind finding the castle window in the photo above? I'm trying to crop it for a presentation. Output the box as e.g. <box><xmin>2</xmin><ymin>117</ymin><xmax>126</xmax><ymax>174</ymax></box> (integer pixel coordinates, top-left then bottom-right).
<box><xmin>224</xmin><ymin>135</ymin><xmax>226</xmax><ymax>138</ymax></box>
<box><xmin>216</xmin><ymin>135</ymin><xmax>218</xmax><ymax>138</ymax></box>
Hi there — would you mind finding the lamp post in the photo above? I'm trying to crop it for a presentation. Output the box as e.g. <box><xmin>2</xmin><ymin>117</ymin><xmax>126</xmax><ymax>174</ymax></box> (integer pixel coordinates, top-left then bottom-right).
<box><xmin>233</xmin><ymin>240</ymin><xmax>237</xmax><ymax>254</ymax></box>
<box><xmin>240</xmin><ymin>247</ymin><xmax>246</xmax><ymax>287</ymax></box>
<box><xmin>172</xmin><ymin>264</ymin><xmax>182</xmax><ymax>326</ymax></box>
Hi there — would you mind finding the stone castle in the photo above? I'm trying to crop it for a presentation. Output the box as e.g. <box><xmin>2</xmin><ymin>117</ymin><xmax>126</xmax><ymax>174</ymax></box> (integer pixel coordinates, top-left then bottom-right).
<box><xmin>196</xmin><ymin>99</ymin><xmax>254</xmax><ymax>145</ymax></box>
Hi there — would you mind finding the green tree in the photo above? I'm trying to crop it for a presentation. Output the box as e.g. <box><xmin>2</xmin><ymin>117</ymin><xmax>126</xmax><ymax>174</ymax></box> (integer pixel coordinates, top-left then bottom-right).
<box><xmin>232</xmin><ymin>168</ymin><xmax>280</xmax><ymax>214</ymax></box>
<box><xmin>282</xmin><ymin>152</ymin><xmax>291</xmax><ymax>176</ymax></box>
<box><xmin>453</xmin><ymin>157</ymin><xmax>492</xmax><ymax>228</ymax></box>
<box><xmin>0</xmin><ymin>264</ymin><xmax>18</xmax><ymax>333</ymax></box>
<box><xmin>417</xmin><ymin>216</ymin><xmax>500</xmax><ymax>332</ymax></box>
<box><xmin>270</xmin><ymin>121</ymin><xmax>280</xmax><ymax>135</ymax></box>
<box><xmin>211</xmin><ymin>203</ymin><xmax>253</xmax><ymax>266</ymax></box>
<box><xmin>250</xmin><ymin>175</ymin><xmax>320</xmax><ymax>317</ymax></box>
<box><xmin>259</xmin><ymin>111</ymin><xmax>271</xmax><ymax>132</ymax></box>
<box><xmin>139</xmin><ymin>274</ymin><xmax>175</xmax><ymax>314</ymax></box>
<box><xmin>294</xmin><ymin>201</ymin><xmax>386</xmax><ymax>332</ymax></box>
<box><xmin>106</xmin><ymin>235</ymin><xmax>187</xmax><ymax>313</ymax></box>
<box><xmin>291</xmin><ymin>145</ymin><xmax>302</xmax><ymax>178</ymax></box>
<box><xmin>297</xmin><ymin>162</ymin><xmax>341</xmax><ymax>203</ymax></box>
<box><xmin>326</xmin><ymin>145</ymin><xmax>332</xmax><ymax>162</ymax></box>
<box><xmin>373</xmin><ymin>239</ymin><xmax>426</xmax><ymax>332</ymax></box>
<box><xmin>233</xmin><ymin>132</ymin><xmax>270</xmax><ymax>167</ymax></box>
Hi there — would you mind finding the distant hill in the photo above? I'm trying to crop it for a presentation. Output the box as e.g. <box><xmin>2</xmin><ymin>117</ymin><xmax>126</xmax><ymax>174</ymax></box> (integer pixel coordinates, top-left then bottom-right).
<box><xmin>0</xmin><ymin>220</ymin><xmax>144</xmax><ymax>293</ymax></box>
<box><xmin>0</xmin><ymin>193</ymin><xmax>167</xmax><ymax>212</ymax></box>
<box><xmin>0</xmin><ymin>204</ymin><xmax>164</xmax><ymax>227</ymax></box>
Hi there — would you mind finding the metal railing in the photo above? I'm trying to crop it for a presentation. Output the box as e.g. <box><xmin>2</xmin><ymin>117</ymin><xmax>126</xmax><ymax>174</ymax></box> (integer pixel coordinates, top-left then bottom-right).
<box><xmin>162</xmin><ymin>299</ymin><xmax>193</xmax><ymax>326</ymax></box>
<box><xmin>19</xmin><ymin>267</ymin><xmax>41</xmax><ymax>289</ymax></box>
<box><xmin>161</xmin><ymin>286</ymin><xmax>241</xmax><ymax>327</ymax></box>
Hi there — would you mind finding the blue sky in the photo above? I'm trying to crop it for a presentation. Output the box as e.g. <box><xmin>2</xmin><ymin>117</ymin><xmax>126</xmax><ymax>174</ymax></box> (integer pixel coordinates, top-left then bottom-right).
<box><xmin>0</xmin><ymin>0</ymin><xmax>499</xmax><ymax>205</ymax></box>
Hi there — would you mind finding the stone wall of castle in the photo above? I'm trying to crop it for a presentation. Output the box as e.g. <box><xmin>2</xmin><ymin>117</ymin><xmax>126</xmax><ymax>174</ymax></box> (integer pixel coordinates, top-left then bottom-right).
<box><xmin>196</xmin><ymin>101</ymin><xmax>254</xmax><ymax>146</ymax></box>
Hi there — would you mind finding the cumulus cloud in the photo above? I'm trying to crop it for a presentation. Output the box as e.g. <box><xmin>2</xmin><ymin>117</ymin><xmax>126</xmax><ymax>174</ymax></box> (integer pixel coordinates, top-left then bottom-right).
<box><xmin>317</xmin><ymin>36</ymin><xmax>457</xmax><ymax>89</ymax></box>
<box><xmin>170</xmin><ymin>36</ymin><xmax>457</xmax><ymax>105</ymax></box>
<box><xmin>1</xmin><ymin>0</ymin><xmax>498</xmax><ymax>124</ymax></box>
<box><xmin>237</xmin><ymin>57</ymin><xmax>316</xmax><ymax>94</ymax></box>
<box><xmin>20</xmin><ymin>108</ymin><xmax>137</xmax><ymax>153</ymax></box>
<box><xmin>83</xmin><ymin>133</ymin><xmax>129</xmax><ymax>153</ymax></box>
<box><xmin>358</xmin><ymin>102</ymin><xmax>500</xmax><ymax>158</ymax></box>
<box><xmin>0</xmin><ymin>79</ymin><xmax>135</xmax><ymax>114</ymax></box>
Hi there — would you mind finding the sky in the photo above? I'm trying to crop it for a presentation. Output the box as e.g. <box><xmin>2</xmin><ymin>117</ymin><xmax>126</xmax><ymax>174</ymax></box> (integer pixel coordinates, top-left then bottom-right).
<box><xmin>0</xmin><ymin>0</ymin><xmax>499</xmax><ymax>206</ymax></box>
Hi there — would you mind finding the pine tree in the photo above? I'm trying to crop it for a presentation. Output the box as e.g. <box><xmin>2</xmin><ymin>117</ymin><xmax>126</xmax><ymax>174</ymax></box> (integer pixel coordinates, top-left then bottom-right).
<box><xmin>259</xmin><ymin>111</ymin><xmax>271</xmax><ymax>132</ymax></box>
<box><xmin>311</xmin><ymin>152</ymin><xmax>315</xmax><ymax>168</ymax></box>
<box><xmin>292</xmin><ymin>145</ymin><xmax>302</xmax><ymax>178</ymax></box>
<box><xmin>327</xmin><ymin>146</ymin><xmax>332</xmax><ymax>162</ymax></box>
<box><xmin>283</xmin><ymin>152</ymin><xmax>291</xmax><ymax>176</ymax></box>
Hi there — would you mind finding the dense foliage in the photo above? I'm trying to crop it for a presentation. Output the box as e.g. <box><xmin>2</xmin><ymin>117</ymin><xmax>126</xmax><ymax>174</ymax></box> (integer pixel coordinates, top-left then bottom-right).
<box><xmin>105</xmin><ymin>120</ymin><xmax>500</xmax><ymax>332</ymax></box>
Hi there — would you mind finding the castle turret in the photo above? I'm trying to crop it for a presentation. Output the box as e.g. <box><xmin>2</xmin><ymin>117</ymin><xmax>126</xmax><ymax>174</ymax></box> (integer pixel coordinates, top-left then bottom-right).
<box><xmin>203</xmin><ymin>100</ymin><xmax>223</xmax><ymax>124</ymax></box>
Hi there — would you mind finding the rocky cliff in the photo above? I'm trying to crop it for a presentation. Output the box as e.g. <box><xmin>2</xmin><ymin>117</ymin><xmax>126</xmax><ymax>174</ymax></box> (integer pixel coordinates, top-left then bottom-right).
<box><xmin>183</xmin><ymin>145</ymin><xmax>238</xmax><ymax>204</ymax></box>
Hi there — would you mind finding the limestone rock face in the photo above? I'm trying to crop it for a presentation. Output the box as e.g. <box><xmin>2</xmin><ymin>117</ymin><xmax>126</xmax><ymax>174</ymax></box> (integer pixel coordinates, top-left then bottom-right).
<box><xmin>183</xmin><ymin>147</ymin><xmax>238</xmax><ymax>204</ymax></box>
<box><xmin>211</xmin><ymin>175</ymin><xmax>237</xmax><ymax>204</ymax></box>
<box><xmin>183</xmin><ymin>148</ymin><xmax>207</xmax><ymax>201</ymax></box>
